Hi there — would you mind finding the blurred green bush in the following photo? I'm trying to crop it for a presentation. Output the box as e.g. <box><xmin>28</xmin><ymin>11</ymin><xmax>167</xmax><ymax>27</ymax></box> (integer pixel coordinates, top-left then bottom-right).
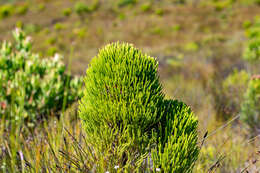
<box><xmin>79</xmin><ymin>42</ymin><xmax>199</xmax><ymax>172</ymax></box>
<box><xmin>241</xmin><ymin>78</ymin><xmax>260</xmax><ymax>135</ymax></box>
<box><xmin>62</xmin><ymin>7</ymin><xmax>72</xmax><ymax>17</ymax></box>
<box><xmin>0</xmin><ymin>4</ymin><xmax>14</xmax><ymax>19</ymax></box>
<box><xmin>211</xmin><ymin>70</ymin><xmax>249</xmax><ymax>121</ymax></box>
<box><xmin>118</xmin><ymin>0</ymin><xmax>137</xmax><ymax>7</ymax></box>
<box><xmin>241</xmin><ymin>16</ymin><xmax>260</xmax><ymax>135</ymax></box>
<box><xmin>243</xmin><ymin>16</ymin><xmax>260</xmax><ymax>63</ymax></box>
<box><xmin>74</xmin><ymin>2</ymin><xmax>90</xmax><ymax>15</ymax></box>
<box><xmin>0</xmin><ymin>29</ymin><xmax>83</xmax><ymax>125</ymax></box>
<box><xmin>74</xmin><ymin>1</ymin><xmax>99</xmax><ymax>16</ymax></box>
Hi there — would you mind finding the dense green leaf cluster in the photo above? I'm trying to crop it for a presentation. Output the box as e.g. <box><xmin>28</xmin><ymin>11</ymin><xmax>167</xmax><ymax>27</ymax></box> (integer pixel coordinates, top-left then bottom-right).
<box><xmin>79</xmin><ymin>42</ymin><xmax>199</xmax><ymax>172</ymax></box>
<box><xmin>151</xmin><ymin>99</ymin><xmax>199</xmax><ymax>172</ymax></box>
<box><xmin>241</xmin><ymin>78</ymin><xmax>260</xmax><ymax>135</ymax></box>
<box><xmin>0</xmin><ymin>29</ymin><xmax>82</xmax><ymax>125</ymax></box>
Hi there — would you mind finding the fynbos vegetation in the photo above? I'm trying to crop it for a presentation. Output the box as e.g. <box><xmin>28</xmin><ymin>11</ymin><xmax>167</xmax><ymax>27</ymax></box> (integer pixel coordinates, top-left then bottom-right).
<box><xmin>243</xmin><ymin>17</ymin><xmax>260</xmax><ymax>63</ymax></box>
<box><xmin>0</xmin><ymin>29</ymin><xmax>82</xmax><ymax>125</ymax></box>
<box><xmin>241</xmin><ymin>78</ymin><xmax>260</xmax><ymax>135</ymax></box>
<box><xmin>1</xmin><ymin>0</ymin><xmax>260</xmax><ymax>172</ymax></box>
<box><xmin>241</xmin><ymin>17</ymin><xmax>260</xmax><ymax>135</ymax></box>
<box><xmin>79</xmin><ymin>43</ymin><xmax>199</xmax><ymax>172</ymax></box>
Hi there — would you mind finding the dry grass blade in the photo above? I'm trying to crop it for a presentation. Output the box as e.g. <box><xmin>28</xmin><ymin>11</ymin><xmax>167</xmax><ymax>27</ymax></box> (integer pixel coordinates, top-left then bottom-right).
<box><xmin>199</xmin><ymin>131</ymin><xmax>208</xmax><ymax>149</ymax></box>
<box><xmin>45</xmin><ymin>135</ymin><xmax>62</xmax><ymax>171</ymax></box>
<box><xmin>63</xmin><ymin>128</ymin><xmax>94</xmax><ymax>172</ymax></box>
<box><xmin>203</xmin><ymin>114</ymin><xmax>240</xmax><ymax>142</ymax></box>
<box><xmin>58</xmin><ymin>149</ymin><xmax>82</xmax><ymax>171</ymax></box>
<box><xmin>208</xmin><ymin>155</ymin><xmax>225</xmax><ymax>173</ymax></box>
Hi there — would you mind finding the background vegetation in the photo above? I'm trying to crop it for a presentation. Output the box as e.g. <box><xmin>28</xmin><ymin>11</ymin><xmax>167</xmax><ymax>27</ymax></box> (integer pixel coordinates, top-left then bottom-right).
<box><xmin>0</xmin><ymin>0</ymin><xmax>260</xmax><ymax>172</ymax></box>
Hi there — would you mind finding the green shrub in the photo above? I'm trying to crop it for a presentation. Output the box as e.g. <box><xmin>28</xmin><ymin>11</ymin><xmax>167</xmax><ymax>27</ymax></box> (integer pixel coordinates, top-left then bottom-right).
<box><xmin>118</xmin><ymin>0</ymin><xmax>137</xmax><ymax>7</ymax></box>
<box><xmin>150</xmin><ymin>26</ymin><xmax>163</xmax><ymax>35</ymax></box>
<box><xmin>24</xmin><ymin>23</ymin><xmax>41</xmax><ymax>34</ymax></box>
<box><xmin>15</xmin><ymin>4</ymin><xmax>29</xmax><ymax>16</ymax></box>
<box><xmin>74</xmin><ymin>1</ymin><xmax>99</xmax><ymax>16</ymax></box>
<box><xmin>79</xmin><ymin>42</ymin><xmax>199</xmax><ymax>172</ymax></box>
<box><xmin>184</xmin><ymin>42</ymin><xmax>199</xmax><ymax>52</ymax></box>
<box><xmin>241</xmin><ymin>16</ymin><xmax>260</xmax><ymax>134</ymax></box>
<box><xmin>140</xmin><ymin>3</ymin><xmax>152</xmax><ymax>12</ymax></box>
<box><xmin>47</xmin><ymin>46</ymin><xmax>58</xmax><ymax>56</ymax></box>
<box><xmin>74</xmin><ymin>2</ymin><xmax>90</xmax><ymax>16</ymax></box>
<box><xmin>45</xmin><ymin>36</ymin><xmax>57</xmax><ymax>45</ymax></box>
<box><xmin>243</xmin><ymin>17</ymin><xmax>260</xmax><ymax>63</ymax></box>
<box><xmin>243</xmin><ymin>20</ymin><xmax>252</xmax><ymax>29</ymax></box>
<box><xmin>91</xmin><ymin>0</ymin><xmax>100</xmax><ymax>11</ymax></box>
<box><xmin>211</xmin><ymin>70</ymin><xmax>249</xmax><ymax>121</ymax></box>
<box><xmin>118</xmin><ymin>12</ymin><xmax>126</xmax><ymax>20</ymax></box>
<box><xmin>155</xmin><ymin>8</ymin><xmax>164</xmax><ymax>16</ymax></box>
<box><xmin>73</xmin><ymin>27</ymin><xmax>88</xmax><ymax>39</ymax></box>
<box><xmin>222</xmin><ymin>70</ymin><xmax>249</xmax><ymax>115</ymax></box>
<box><xmin>213</xmin><ymin>0</ymin><xmax>232</xmax><ymax>11</ymax></box>
<box><xmin>172</xmin><ymin>24</ymin><xmax>181</xmax><ymax>32</ymax></box>
<box><xmin>37</xmin><ymin>3</ymin><xmax>46</xmax><ymax>12</ymax></box>
<box><xmin>151</xmin><ymin>99</ymin><xmax>199</xmax><ymax>172</ymax></box>
<box><xmin>62</xmin><ymin>8</ymin><xmax>72</xmax><ymax>17</ymax></box>
<box><xmin>0</xmin><ymin>4</ymin><xmax>14</xmax><ymax>19</ymax></box>
<box><xmin>0</xmin><ymin>29</ymin><xmax>82</xmax><ymax>125</ymax></box>
<box><xmin>241</xmin><ymin>78</ymin><xmax>260</xmax><ymax>135</ymax></box>
<box><xmin>54</xmin><ymin>23</ymin><xmax>66</xmax><ymax>31</ymax></box>
<box><xmin>16</xmin><ymin>20</ymin><xmax>23</xmax><ymax>28</ymax></box>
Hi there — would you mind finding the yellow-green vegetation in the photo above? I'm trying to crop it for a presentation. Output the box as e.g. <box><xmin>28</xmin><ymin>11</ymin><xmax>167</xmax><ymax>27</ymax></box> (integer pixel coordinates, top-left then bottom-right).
<box><xmin>0</xmin><ymin>0</ymin><xmax>260</xmax><ymax>172</ymax></box>
<box><xmin>79</xmin><ymin>43</ymin><xmax>199</xmax><ymax>172</ymax></box>
<box><xmin>241</xmin><ymin>78</ymin><xmax>260</xmax><ymax>135</ymax></box>
<box><xmin>241</xmin><ymin>15</ymin><xmax>260</xmax><ymax>136</ymax></box>
<box><xmin>211</xmin><ymin>70</ymin><xmax>250</xmax><ymax>121</ymax></box>
<box><xmin>243</xmin><ymin>16</ymin><xmax>260</xmax><ymax>76</ymax></box>
<box><xmin>244</xmin><ymin>16</ymin><xmax>260</xmax><ymax>62</ymax></box>
<box><xmin>0</xmin><ymin>29</ymin><xmax>83</xmax><ymax>125</ymax></box>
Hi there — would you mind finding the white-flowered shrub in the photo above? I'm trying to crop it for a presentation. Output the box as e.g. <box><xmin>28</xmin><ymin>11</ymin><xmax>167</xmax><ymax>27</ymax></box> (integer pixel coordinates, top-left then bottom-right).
<box><xmin>0</xmin><ymin>29</ymin><xmax>83</xmax><ymax>125</ymax></box>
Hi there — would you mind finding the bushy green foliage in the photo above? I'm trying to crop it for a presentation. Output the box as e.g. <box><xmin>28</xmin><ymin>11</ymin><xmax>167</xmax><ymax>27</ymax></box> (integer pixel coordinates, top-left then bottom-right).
<box><xmin>241</xmin><ymin>78</ymin><xmax>260</xmax><ymax>134</ymax></box>
<box><xmin>184</xmin><ymin>42</ymin><xmax>199</xmax><ymax>52</ymax></box>
<box><xmin>74</xmin><ymin>2</ymin><xmax>90</xmax><ymax>15</ymax></box>
<box><xmin>0</xmin><ymin>29</ymin><xmax>82</xmax><ymax>125</ymax></box>
<box><xmin>155</xmin><ymin>8</ymin><xmax>164</xmax><ymax>16</ymax></box>
<box><xmin>15</xmin><ymin>4</ymin><xmax>28</xmax><ymax>16</ymax></box>
<box><xmin>211</xmin><ymin>70</ymin><xmax>249</xmax><ymax>120</ymax></box>
<box><xmin>223</xmin><ymin>70</ymin><xmax>249</xmax><ymax>89</ymax></box>
<box><xmin>23</xmin><ymin>23</ymin><xmax>41</xmax><ymax>34</ymax></box>
<box><xmin>222</xmin><ymin>70</ymin><xmax>250</xmax><ymax>114</ymax></box>
<box><xmin>151</xmin><ymin>99</ymin><xmax>199</xmax><ymax>173</ymax></box>
<box><xmin>62</xmin><ymin>8</ymin><xmax>72</xmax><ymax>17</ymax></box>
<box><xmin>0</xmin><ymin>3</ymin><xmax>28</xmax><ymax>19</ymax></box>
<box><xmin>140</xmin><ymin>3</ymin><xmax>152</xmax><ymax>12</ymax></box>
<box><xmin>118</xmin><ymin>0</ymin><xmax>137</xmax><ymax>7</ymax></box>
<box><xmin>241</xmin><ymin>16</ymin><xmax>260</xmax><ymax>134</ymax></box>
<box><xmin>79</xmin><ymin>42</ymin><xmax>199</xmax><ymax>172</ymax></box>
<box><xmin>74</xmin><ymin>1</ymin><xmax>99</xmax><ymax>16</ymax></box>
<box><xmin>243</xmin><ymin>17</ymin><xmax>260</xmax><ymax>63</ymax></box>
<box><xmin>0</xmin><ymin>4</ymin><xmax>14</xmax><ymax>19</ymax></box>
